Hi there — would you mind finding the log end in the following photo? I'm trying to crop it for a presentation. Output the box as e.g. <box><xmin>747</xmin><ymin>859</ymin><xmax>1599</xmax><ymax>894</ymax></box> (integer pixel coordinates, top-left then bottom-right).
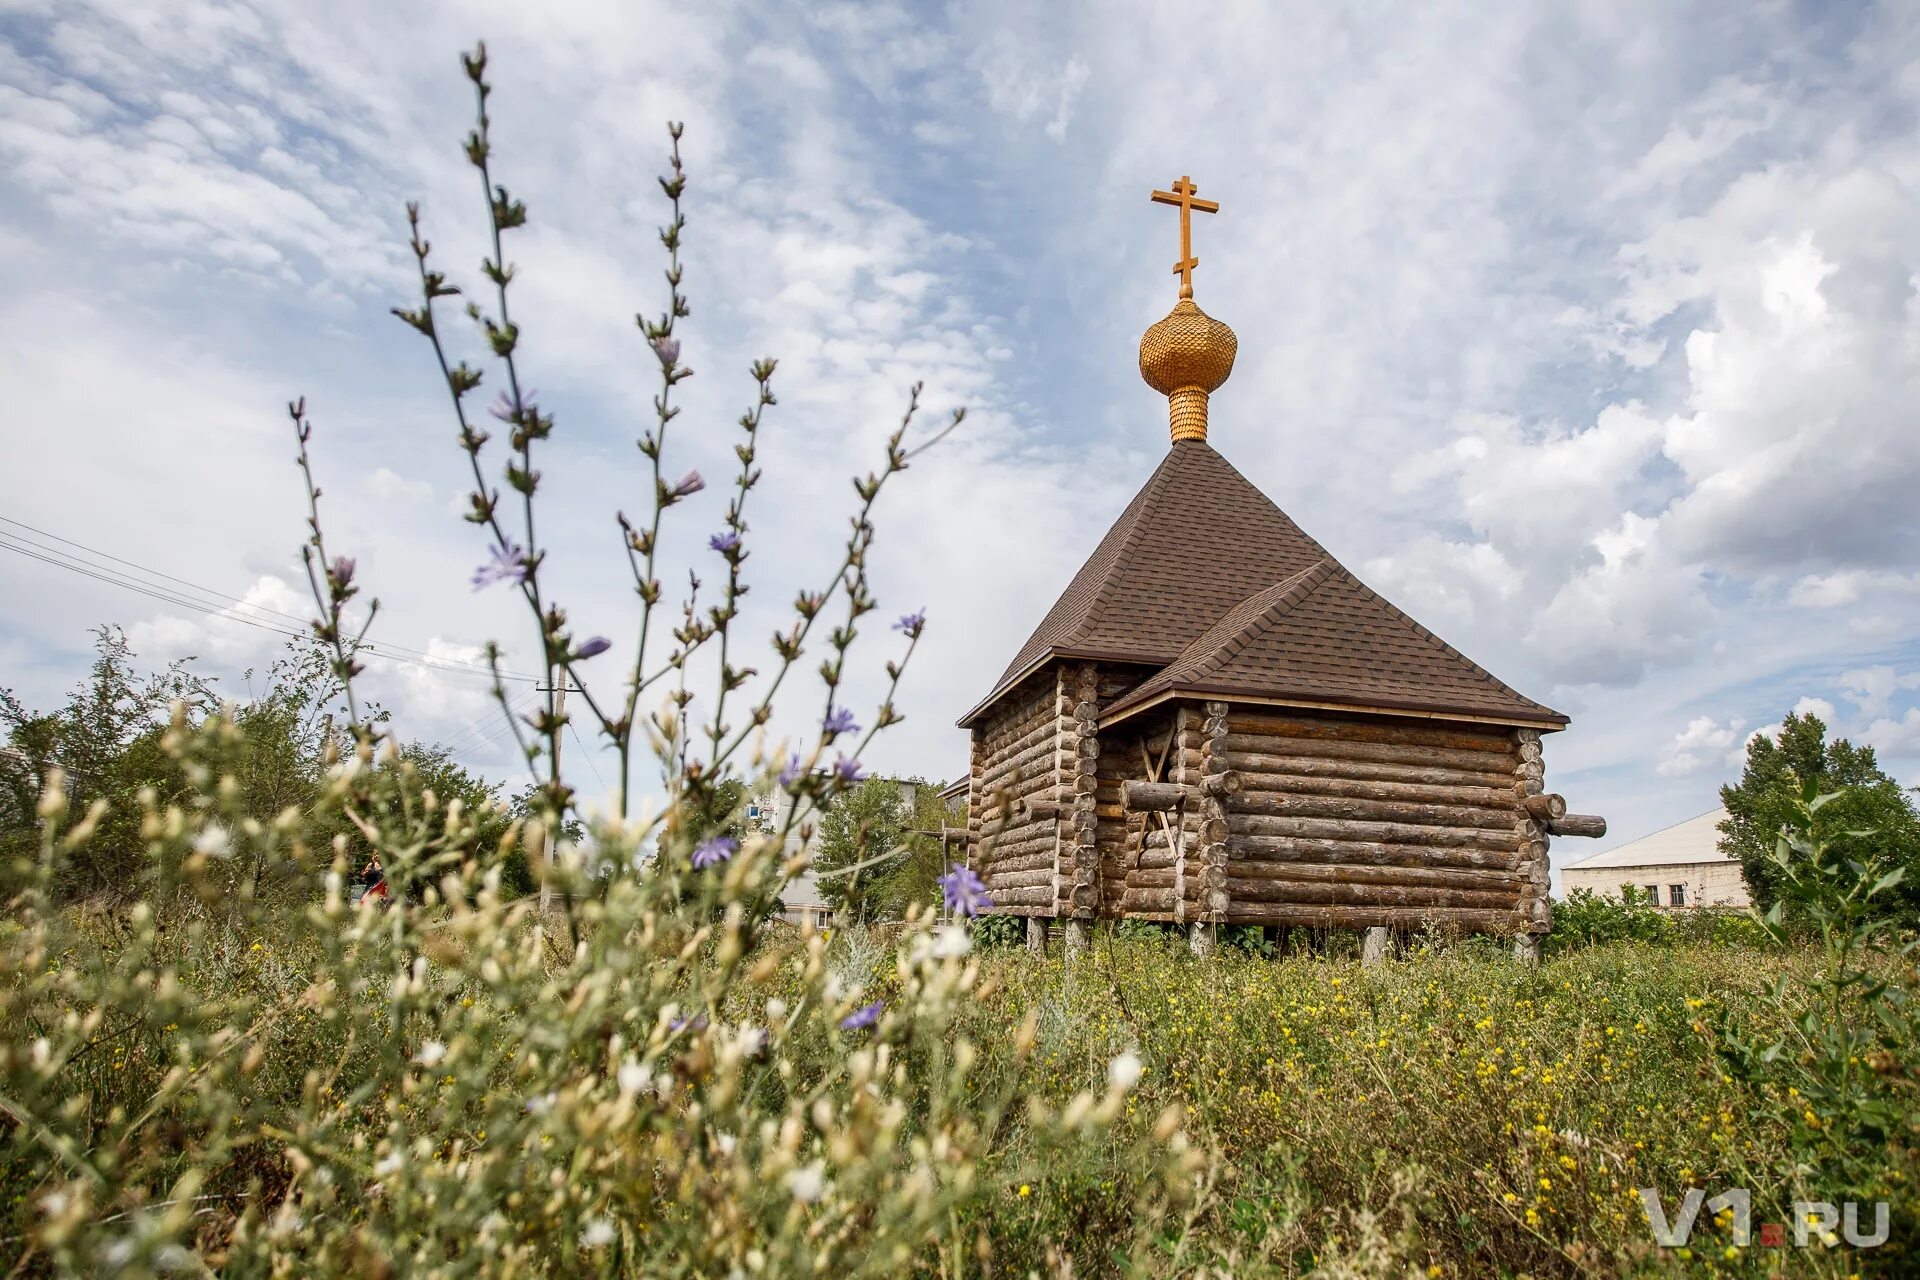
<box><xmin>1547</xmin><ymin>813</ymin><xmax>1606</xmax><ymax>838</ymax></box>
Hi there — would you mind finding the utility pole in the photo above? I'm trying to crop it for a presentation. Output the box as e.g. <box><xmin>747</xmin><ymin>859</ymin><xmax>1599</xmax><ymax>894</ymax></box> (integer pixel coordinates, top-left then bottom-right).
<box><xmin>536</xmin><ymin>679</ymin><xmax>569</xmax><ymax>914</ymax></box>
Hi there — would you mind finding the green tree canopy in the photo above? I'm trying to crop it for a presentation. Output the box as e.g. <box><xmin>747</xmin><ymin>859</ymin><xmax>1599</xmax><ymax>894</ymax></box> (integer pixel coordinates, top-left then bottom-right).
<box><xmin>1719</xmin><ymin>710</ymin><xmax>1920</xmax><ymax>918</ymax></box>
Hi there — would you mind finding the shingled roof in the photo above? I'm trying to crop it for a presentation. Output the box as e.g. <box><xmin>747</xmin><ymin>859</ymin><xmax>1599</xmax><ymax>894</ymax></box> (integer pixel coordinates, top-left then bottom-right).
<box><xmin>958</xmin><ymin>439</ymin><xmax>1565</xmax><ymax>729</ymax></box>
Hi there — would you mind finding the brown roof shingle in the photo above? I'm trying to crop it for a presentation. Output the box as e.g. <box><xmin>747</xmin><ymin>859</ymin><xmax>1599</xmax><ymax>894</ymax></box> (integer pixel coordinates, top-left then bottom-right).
<box><xmin>959</xmin><ymin>438</ymin><xmax>1565</xmax><ymax>729</ymax></box>
<box><xmin>1102</xmin><ymin>558</ymin><xmax>1566</xmax><ymax>725</ymax></box>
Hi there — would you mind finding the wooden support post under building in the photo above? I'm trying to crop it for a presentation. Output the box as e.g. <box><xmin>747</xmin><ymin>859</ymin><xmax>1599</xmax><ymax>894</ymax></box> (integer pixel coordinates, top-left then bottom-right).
<box><xmin>1026</xmin><ymin>916</ymin><xmax>1046</xmax><ymax>955</ymax></box>
<box><xmin>1188</xmin><ymin>921</ymin><xmax>1215</xmax><ymax>957</ymax></box>
<box><xmin>1362</xmin><ymin>926</ymin><xmax>1390</xmax><ymax>967</ymax></box>
<box><xmin>1513</xmin><ymin>933</ymin><xmax>1540</xmax><ymax>964</ymax></box>
<box><xmin>1064</xmin><ymin>918</ymin><xmax>1090</xmax><ymax>958</ymax></box>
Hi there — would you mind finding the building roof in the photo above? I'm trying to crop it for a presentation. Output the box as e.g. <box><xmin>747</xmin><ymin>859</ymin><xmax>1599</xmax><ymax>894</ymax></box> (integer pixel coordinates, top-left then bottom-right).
<box><xmin>1103</xmin><ymin>558</ymin><xmax>1565</xmax><ymax>725</ymax></box>
<box><xmin>960</xmin><ymin>439</ymin><xmax>1566</xmax><ymax>729</ymax></box>
<box><xmin>1563</xmin><ymin>808</ymin><xmax>1732</xmax><ymax>871</ymax></box>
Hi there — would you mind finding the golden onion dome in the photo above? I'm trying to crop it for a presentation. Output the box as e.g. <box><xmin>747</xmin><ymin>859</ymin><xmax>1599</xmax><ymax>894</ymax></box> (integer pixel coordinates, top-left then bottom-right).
<box><xmin>1139</xmin><ymin>297</ymin><xmax>1237</xmax><ymax>443</ymax></box>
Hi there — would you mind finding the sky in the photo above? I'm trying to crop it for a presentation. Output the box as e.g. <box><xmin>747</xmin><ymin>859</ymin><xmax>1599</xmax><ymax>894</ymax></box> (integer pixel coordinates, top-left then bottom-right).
<box><xmin>2</xmin><ymin>0</ymin><xmax>1918</xmax><ymax>875</ymax></box>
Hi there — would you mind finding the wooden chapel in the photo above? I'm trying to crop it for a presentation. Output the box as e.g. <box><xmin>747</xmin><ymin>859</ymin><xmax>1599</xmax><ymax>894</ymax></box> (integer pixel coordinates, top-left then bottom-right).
<box><xmin>957</xmin><ymin>176</ymin><xmax>1605</xmax><ymax>959</ymax></box>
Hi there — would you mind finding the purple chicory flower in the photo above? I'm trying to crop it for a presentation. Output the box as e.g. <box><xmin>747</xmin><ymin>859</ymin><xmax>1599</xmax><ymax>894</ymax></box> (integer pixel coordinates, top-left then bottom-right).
<box><xmin>487</xmin><ymin>388</ymin><xmax>539</xmax><ymax>422</ymax></box>
<box><xmin>651</xmin><ymin>335</ymin><xmax>680</xmax><ymax>367</ymax></box>
<box><xmin>892</xmin><ymin>609</ymin><xmax>927</xmax><ymax>635</ymax></box>
<box><xmin>778</xmin><ymin>754</ymin><xmax>804</xmax><ymax>788</ymax></box>
<box><xmin>831</xmin><ymin>755</ymin><xmax>867</xmax><ymax>785</ymax></box>
<box><xmin>939</xmin><ymin>863</ymin><xmax>992</xmax><ymax>918</ymax></box>
<box><xmin>471</xmin><ymin>541</ymin><xmax>529</xmax><ymax>591</ymax></box>
<box><xmin>327</xmin><ymin>556</ymin><xmax>356</xmax><ymax>588</ymax></box>
<box><xmin>573</xmin><ymin>635</ymin><xmax>612</xmax><ymax>659</ymax></box>
<box><xmin>691</xmin><ymin>835</ymin><xmax>738</xmax><ymax>869</ymax></box>
<box><xmin>668</xmin><ymin>1013</ymin><xmax>709</xmax><ymax>1033</ymax></box>
<box><xmin>709</xmin><ymin>531</ymin><xmax>740</xmax><ymax>553</ymax></box>
<box><xmin>822</xmin><ymin>707</ymin><xmax>858</xmax><ymax>736</ymax></box>
<box><xmin>839</xmin><ymin>1001</ymin><xmax>883</xmax><ymax>1032</ymax></box>
<box><xmin>671</xmin><ymin>470</ymin><xmax>705</xmax><ymax>498</ymax></box>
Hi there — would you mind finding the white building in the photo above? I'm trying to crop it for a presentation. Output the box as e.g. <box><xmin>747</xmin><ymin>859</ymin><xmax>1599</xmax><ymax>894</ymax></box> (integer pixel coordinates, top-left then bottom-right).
<box><xmin>1559</xmin><ymin>807</ymin><xmax>1750</xmax><ymax>909</ymax></box>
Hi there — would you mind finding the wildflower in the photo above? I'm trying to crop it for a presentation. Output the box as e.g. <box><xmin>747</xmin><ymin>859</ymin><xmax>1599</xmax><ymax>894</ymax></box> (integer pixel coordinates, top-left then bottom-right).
<box><xmin>892</xmin><ymin>608</ymin><xmax>927</xmax><ymax>635</ymax></box>
<box><xmin>939</xmin><ymin>863</ymin><xmax>991</xmax><ymax>918</ymax></box>
<box><xmin>415</xmin><ymin>1040</ymin><xmax>447</xmax><ymax>1068</ymax></box>
<box><xmin>1108</xmin><ymin>1051</ymin><xmax>1144</xmax><ymax>1092</ymax></box>
<box><xmin>1018</xmin><ymin>1184</ymin><xmax>1031</xmax><ymax>1197</ymax></box>
<box><xmin>487</xmin><ymin>388</ymin><xmax>539</xmax><ymax>422</ymax></box>
<box><xmin>840</xmin><ymin>1001</ymin><xmax>883</xmax><ymax>1031</ymax></box>
<box><xmin>931</xmin><ymin>924</ymin><xmax>971</xmax><ymax>959</ymax></box>
<box><xmin>192</xmin><ymin>824</ymin><xmax>232</xmax><ymax>859</ymax></box>
<box><xmin>779</xmin><ymin>753</ymin><xmax>805</xmax><ymax>788</ymax></box>
<box><xmin>692</xmin><ymin>836</ymin><xmax>738</xmax><ymax>869</ymax></box>
<box><xmin>525</xmin><ymin>1092</ymin><xmax>557</xmax><ymax>1115</ymax></box>
<box><xmin>787</xmin><ymin>1160</ymin><xmax>826</xmax><ymax>1203</ymax></box>
<box><xmin>582</xmin><ymin>1218</ymin><xmax>615</xmax><ymax>1248</ymax></box>
<box><xmin>668</xmin><ymin>1013</ymin><xmax>709</xmax><ymax>1034</ymax></box>
<box><xmin>573</xmin><ymin>635</ymin><xmax>612</xmax><ymax>659</ymax></box>
<box><xmin>651</xmin><ymin>335</ymin><xmax>680</xmax><ymax>367</ymax></box>
<box><xmin>326</xmin><ymin>556</ymin><xmax>355</xmax><ymax>588</ymax></box>
<box><xmin>766</xmin><ymin>996</ymin><xmax>789</xmax><ymax>1021</ymax></box>
<box><xmin>617</xmin><ymin>1060</ymin><xmax>652</xmax><ymax>1096</ymax></box>
<box><xmin>831</xmin><ymin>755</ymin><xmax>867</xmax><ymax>785</ymax></box>
<box><xmin>471</xmin><ymin>541</ymin><xmax>529</xmax><ymax>590</ymax></box>
<box><xmin>669</xmin><ymin>470</ymin><xmax>704</xmax><ymax>498</ymax></box>
<box><xmin>822</xmin><ymin>707</ymin><xmax>859</xmax><ymax>736</ymax></box>
<box><xmin>709</xmin><ymin>531</ymin><xmax>740</xmax><ymax>553</ymax></box>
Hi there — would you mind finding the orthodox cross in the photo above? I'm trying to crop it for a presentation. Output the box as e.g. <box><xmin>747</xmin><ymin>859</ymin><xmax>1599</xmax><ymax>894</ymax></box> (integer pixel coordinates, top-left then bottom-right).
<box><xmin>1150</xmin><ymin>175</ymin><xmax>1220</xmax><ymax>299</ymax></box>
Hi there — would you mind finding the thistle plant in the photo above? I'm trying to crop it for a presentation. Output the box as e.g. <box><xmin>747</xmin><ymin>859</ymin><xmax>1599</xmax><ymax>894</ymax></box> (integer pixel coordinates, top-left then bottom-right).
<box><xmin>0</xmin><ymin>41</ymin><xmax>1192</xmax><ymax>1278</ymax></box>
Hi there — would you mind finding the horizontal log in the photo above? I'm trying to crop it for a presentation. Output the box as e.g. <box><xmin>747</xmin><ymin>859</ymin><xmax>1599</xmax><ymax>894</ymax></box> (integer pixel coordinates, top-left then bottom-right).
<box><xmin>986</xmin><ymin>884</ymin><xmax>1055</xmax><ymax>908</ymax></box>
<box><xmin>1201</xmin><ymin>770</ymin><xmax>1243</xmax><ymax>797</ymax></box>
<box><xmin>1223</xmin><ymin>734</ymin><xmax>1512</xmax><ymax>776</ymax></box>
<box><xmin>985</xmin><ymin>867</ymin><xmax>1059</xmax><ymax>892</ymax></box>
<box><xmin>1222</xmin><ymin>902</ymin><xmax>1523</xmax><ymax>932</ymax></box>
<box><xmin>980</xmin><ymin>702</ymin><xmax>1056</xmax><ymax>754</ymax></box>
<box><xmin>1548</xmin><ymin>813</ymin><xmax>1606</xmax><ymax>838</ymax></box>
<box><xmin>1120</xmin><ymin>888</ymin><xmax>1180</xmax><ymax>913</ymax></box>
<box><xmin>1520</xmin><ymin>793</ymin><xmax>1567</xmax><ymax>821</ymax></box>
<box><xmin>1228</xmin><ymin>792</ymin><xmax>1519</xmax><ymax>831</ymax></box>
<box><xmin>1228</xmin><ymin>753</ymin><xmax>1516</xmax><ymax>790</ymax></box>
<box><xmin>974</xmin><ymin>831</ymin><xmax>1056</xmax><ymax>862</ymax></box>
<box><xmin>1226</xmin><ymin>712</ymin><xmax>1514</xmax><ymax>754</ymax></box>
<box><xmin>1228</xmin><ymin>814</ymin><xmax>1521</xmax><ymax>851</ymax></box>
<box><xmin>1228</xmin><ymin>835</ymin><xmax>1522</xmax><ymax>872</ymax></box>
<box><xmin>1019</xmin><ymin>798</ymin><xmax>1071</xmax><ymax>820</ymax></box>
<box><xmin>1135</xmin><ymin>847</ymin><xmax>1178</xmax><ymax>872</ymax></box>
<box><xmin>1226</xmin><ymin>876</ymin><xmax>1515</xmax><ymax>910</ymax></box>
<box><xmin>1226</xmin><ymin>859</ymin><xmax>1523</xmax><ymax>893</ymax></box>
<box><xmin>1124</xmin><ymin>780</ymin><xmax>1200</xmax><ymax>812</ymax></box>
<box><xmin>1235</xmin><ymin>771</ymin><xmax>1518</xmax><ymax>811</ymax></box>
<box><xmin>979</xmin><ymin>849</ymin><xmax>1056</xmax><ymax>876</ymax></box>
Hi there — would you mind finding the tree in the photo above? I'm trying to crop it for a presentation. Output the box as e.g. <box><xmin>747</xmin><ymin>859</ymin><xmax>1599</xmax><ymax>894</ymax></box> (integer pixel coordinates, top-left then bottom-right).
<box><xmin>1</xmin><ymin>627</ymin><xmax>211</xmax><ymax>900</ymax></box>
<box><xmin>869</xmin><ymin>780</ymin><xmax>967</xmax><ymax>919</ymax></box>
<box><xmin>811</xmin><ymin>777</ymin><xmax>908</xmax><ymax>922</ymax></box>
<box><xmin>1719</xmin><ymin>710</ymin><xmax>1920</xmax><ymax>918</ymax></box>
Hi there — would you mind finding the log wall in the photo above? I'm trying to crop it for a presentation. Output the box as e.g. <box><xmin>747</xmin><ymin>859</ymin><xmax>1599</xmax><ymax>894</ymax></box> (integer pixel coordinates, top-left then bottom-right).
<box><xmin>967</xmin><ymin>669</ymin><xmax>1064</xmax><ymax>916</ymax></box>
<box><xmin>1210</xmin><ymin>710</ymin><xmax>1530</xmax><ymax>934</ymax></box>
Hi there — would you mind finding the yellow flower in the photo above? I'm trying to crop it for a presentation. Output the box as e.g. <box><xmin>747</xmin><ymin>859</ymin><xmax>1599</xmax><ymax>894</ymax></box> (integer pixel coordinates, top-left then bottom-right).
<box><xmin>1018</xmin><ymin>1184</ymin><xmax>1031</xmax><ymax>1197</ymax></box>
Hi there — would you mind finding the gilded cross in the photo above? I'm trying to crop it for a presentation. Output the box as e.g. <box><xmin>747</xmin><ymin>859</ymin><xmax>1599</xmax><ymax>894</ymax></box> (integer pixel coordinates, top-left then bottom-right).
<box><xmin>1150</xmin><ymin>175</ymin><xmax>1220</xmax><ymax>299</ymax></box>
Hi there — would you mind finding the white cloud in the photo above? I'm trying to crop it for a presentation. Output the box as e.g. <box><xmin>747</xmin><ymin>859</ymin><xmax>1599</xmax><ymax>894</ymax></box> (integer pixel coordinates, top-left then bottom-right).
<box><xmin>1864</xmin><ymin>708</ymin><xmax>1920</xmax><ymax>755</ymax></box>
<box><xmin>365</xmin><ymin>467</ymin><xmax>431</xmax><ymax>504</ymax></box>
<box><xmin>1656</xmin><ymin>713</ymin><xmax>1747</xmax><ymax>778</ymax></box>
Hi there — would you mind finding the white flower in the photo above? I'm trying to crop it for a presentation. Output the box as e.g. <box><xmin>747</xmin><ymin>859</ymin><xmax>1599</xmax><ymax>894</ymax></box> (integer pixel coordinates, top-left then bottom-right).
<box><xmin>191</xmin><ymin>823</ymin><xmax>232</xmax><ymax>858</ymax></box>
<box><xmin>715</xmin><ymin>1131</ymin><xmax>738</xmax><ymax>1156</ymax></box>
<box><xmin>787</xmin><ymin>1159</ymin><xmax>827</xmax><ymax>1203</ymax></box>
<box><xmin>765</xmin><ymin>997</ymin><xmax>789</xmax><ymax>1021</ymax></box>
<box><xmin>374</xmin><ymin>1153</ymin><xmax>402</xmax><ymax>1176</ymax></box>
<box><xmin>932</xmin><ymin>924</ymin><xmax>971</xmax><ymax>959</ymax></box>
<box><xmin>414</xmin><ymin>1040</ymin><xmax>446</xmax><ymax>1068</ymax></box>
<box><xmin>582</xmin><ymin>1217</ymin><xmax>616</xmax><ymax>1248</ymax></box>
<box><xmin>1108</xmin><ymin>1051</ymin><xmax>1144</xmax><ymax>1093</ymax></box>
<box><xmin>617</xmin><ymin>1060</ymin><xmax>652</xmax><ymax>1095</ymax></box>
<box><xmin>525</xmin><ymin>1092</ymin><xmax>556</xmax><ymax>1115</ymax></box>
<box><xmin>39</xmin><ymin>1189</ymin><xmax>69</xmax><ymax>1216</ymax></box>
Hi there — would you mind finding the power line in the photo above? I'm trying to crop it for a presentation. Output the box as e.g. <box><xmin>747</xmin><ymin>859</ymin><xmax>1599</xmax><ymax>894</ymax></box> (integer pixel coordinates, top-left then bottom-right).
<box><xmin>441</xmin><ymin>687</ymin><xmax>535</xmax><ymax>754</ymax></box>
<box><xmin>0</xmin><ymin>530</ymin><xmax>537</xmax><ymax>685</ymax></box>
<box><xmin>0</xmin><ymin>515</ymin><xmax>542</xmax><ymax>681</ymax></box>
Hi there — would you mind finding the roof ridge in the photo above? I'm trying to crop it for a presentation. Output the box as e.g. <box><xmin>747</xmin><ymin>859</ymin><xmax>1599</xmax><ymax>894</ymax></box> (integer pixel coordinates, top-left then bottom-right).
<box><xmin>1324</xmin><ymin>564</ymin><xmax>1553</xmax><ymax>713</ymax></box>
<box><xmin>1185</xmin><ymin>558</ymin><xmax>1334</xmax><ymax>684</ymax></box>
<box><xmin>1071</xmin><ymin>446</ymin><xmax>1183</xmax><ymax>648</ymax></box>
